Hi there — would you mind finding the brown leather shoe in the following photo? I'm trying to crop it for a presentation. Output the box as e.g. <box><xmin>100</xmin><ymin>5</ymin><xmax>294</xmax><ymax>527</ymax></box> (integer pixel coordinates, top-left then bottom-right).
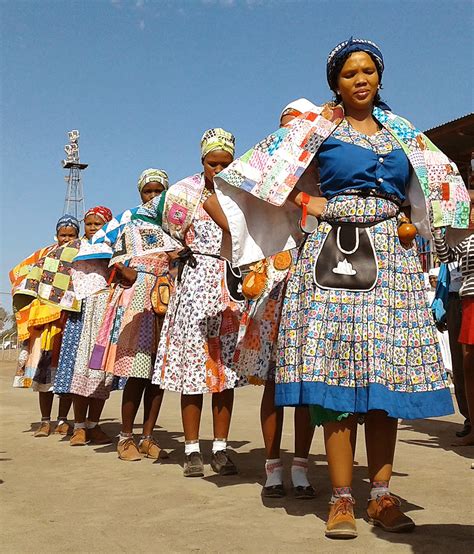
<box><xmin>367</xmin><ymin>494</ymin><xmax>415</xmax><ymax>533</ymax></box>
<box><xmin>70</xmin><ymin>428</ymin><xmax>88</xmax><ymax>446</ymax></box>
<box><xmin>139</xmin><ymin>437</ymin><xmax>168</xmax><ymax>459</ymax></box>
<box><xmin>54</xmin><ymin>421</ymin><xmax>72</xmax><ymax>436</ymax></box>
<box><xmin>117</xmin><ymin>438</ymin><xmax>141</xmax><ymax>461</ymax></box>
<box><xmin>325</xmin><ymin>497</ymin><xmax>358</xmax><ymax>539</ymax></box>
<box><xmin>88</xmin><ymin>425</ymin><xmax>113</xmax><ymax>445</ymax></box>
<box><xmin>34</xmin><ymin>421</ymin><xmax>51</xmax><ymax>437</ymax></box>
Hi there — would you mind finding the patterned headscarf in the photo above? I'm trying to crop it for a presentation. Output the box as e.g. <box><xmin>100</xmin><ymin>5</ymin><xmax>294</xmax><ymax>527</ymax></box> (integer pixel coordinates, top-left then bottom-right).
<box><xmin>56</xmin><ymin>214</ymin><xmax>80</xmax><ymax>234</ymax></box>
<box><xmin>280</xmin><ymin>98</ymin><xmax>317</xmax><ymax>123</ymax></box>
<box><xmin>200</xmin><ymin>128</ymin><xmax>235</xmax><ymax>160</ymax></box>
<box><xmin>137</xmin><ymin>168</ymin><xmax>169</xmax><ymax>193</ymax></box>
<box><xmin>84</xmin><ymin>206</ymin><xmax>113</xmax><ymax>223</ymax></box>
<box><xmin>326</xmin><ymin>37</ymin><xmax>384</xmax><ymax>91</ymax></box>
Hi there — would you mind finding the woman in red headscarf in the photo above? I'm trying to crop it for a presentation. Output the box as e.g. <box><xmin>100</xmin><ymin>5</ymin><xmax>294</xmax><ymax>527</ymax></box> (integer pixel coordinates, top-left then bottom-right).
<box><xmin>54</xmin><ymin>206</ymin><xmax>116</xmax><ymax>446</ymax></box>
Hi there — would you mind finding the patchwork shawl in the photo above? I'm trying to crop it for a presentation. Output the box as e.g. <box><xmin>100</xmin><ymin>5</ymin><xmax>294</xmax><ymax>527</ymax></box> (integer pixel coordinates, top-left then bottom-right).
<box><xmin>109</xmin><ymin>218</ymin><xmax>180</xmax><ymax>266</ymax></box>
<box><xmin>214</xmin><ymin>104</ymin><xmax>470</xmax><ymax>266</ymax></box>
<box><xmin>74</xmin><ymin>207</ymin><xmax>139</xmax><ymax>261</ymax></box>
<box><xmin>134</xmin><ymin>173</ymin><xmax>206</xmax><ymax>244</ymax></box>
<box><xmin>10</xmin><ymin>246</ymin><xmax>63</xmax><ymax>340</ymax></box>
<box><xmin>12</xmin><ymin>240</ymin><xmax>82</xmax><ymax>312</ymax></box>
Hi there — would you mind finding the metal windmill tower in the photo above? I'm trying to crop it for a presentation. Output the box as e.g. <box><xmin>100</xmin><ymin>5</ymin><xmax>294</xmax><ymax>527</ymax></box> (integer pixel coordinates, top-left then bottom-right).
<box><xmin>62</xmin><ymin>130</ymin><xmax>87</xmax><ymax>225</ymax></box>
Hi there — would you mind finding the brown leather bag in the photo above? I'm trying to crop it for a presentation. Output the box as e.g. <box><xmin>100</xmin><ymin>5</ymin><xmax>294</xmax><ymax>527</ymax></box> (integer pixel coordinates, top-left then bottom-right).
<box><xmin>151</xmin><ymin>275</ymin><xmax>173</xmax><ymax>316</ymax></box>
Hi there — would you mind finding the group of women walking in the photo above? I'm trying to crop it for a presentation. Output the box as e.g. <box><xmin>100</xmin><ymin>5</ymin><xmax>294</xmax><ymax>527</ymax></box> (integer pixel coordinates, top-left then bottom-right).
<box><xmin>10</xmin><ymin>38</ymin><xmax>472</xmax><ymax>540</ymax></box>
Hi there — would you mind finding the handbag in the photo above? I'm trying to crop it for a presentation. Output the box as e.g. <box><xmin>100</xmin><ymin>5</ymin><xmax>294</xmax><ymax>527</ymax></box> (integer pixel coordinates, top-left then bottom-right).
<box><xmin>225</xmin><ymin>262</ymin><xmax>245</xmax><ymax>303</ymax></box>
<box><xmin>313</xmin><ymin>223</ymin><xmax>378</xmax><ymax>292</ymax></box>
<box><xmin>242</xmin><ymin>260</ymin><xmax>268</xmax><ymax>300</ymax></box>
<box><xmin>150</xmin><ymin>274</ymin><xmax>173</xmax><ymax>316</ymax></box>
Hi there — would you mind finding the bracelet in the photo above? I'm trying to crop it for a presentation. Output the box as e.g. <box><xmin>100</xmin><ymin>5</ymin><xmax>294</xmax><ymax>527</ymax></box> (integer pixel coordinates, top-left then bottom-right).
<box><xmin>300</xmin><ymin>192</ymin><xmax>310</xmax><ymax>228</ymax></box>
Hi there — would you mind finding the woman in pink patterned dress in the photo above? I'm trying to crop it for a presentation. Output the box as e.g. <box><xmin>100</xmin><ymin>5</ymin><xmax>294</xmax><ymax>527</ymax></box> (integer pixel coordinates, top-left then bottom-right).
<box><xmin>132</xmin><ymin>129</ymin><xmax>245</xmax><ymax>478</ymax></box>
<box><xmin>90</xmin><ymin>169</ymin><xmax>176</xmax><ymax>462</ymax></box>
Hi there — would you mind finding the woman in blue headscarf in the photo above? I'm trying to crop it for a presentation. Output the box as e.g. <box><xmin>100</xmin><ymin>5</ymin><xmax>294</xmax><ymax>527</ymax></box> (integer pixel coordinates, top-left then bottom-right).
<box><xmin>206</xmin><ymin>38</ymin><xmax>470</xmax><ymax>538</ymax></box>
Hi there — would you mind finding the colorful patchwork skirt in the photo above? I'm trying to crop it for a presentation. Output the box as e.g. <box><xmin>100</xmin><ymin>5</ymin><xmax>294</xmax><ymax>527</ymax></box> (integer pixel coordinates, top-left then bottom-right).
<box><xmin>54</xmin><ymin>291</ymin><xmax>114</xmax><ymax>399</ymax></box>
<box><xmin>13</xmin><ymin>320</ymin><xmax>64</xmax><ymax>392</ymax></box>
<box><xmin>90</xmin><ymin>255</ymin><xmax>168</xmax><ymax>380</ymax></box>
<box><xmin>275</xmin><ymin>194</ymin><xmax>454</xmax><ymax>420</ymax></box>
<box><xmin>152</xmin><ymin>255</ymin><xmax>244</xmax><ymax>395</ymax></box>
<box><xmin>234</xmin><ymin>251</ymin><xmax>296</xmax><ymax>384</ymax></box>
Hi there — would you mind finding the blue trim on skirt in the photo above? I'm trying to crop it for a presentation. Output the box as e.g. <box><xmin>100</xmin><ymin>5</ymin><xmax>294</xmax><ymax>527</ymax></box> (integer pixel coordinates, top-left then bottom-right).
<box><xmin>275</xmin><ymin>381</ymin><xmax>454</xmax><ymax>420</ymax></box>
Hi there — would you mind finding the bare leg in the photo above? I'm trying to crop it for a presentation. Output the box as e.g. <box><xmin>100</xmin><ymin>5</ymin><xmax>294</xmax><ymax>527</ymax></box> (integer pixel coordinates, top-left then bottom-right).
<box><xmin>73</xmin><ymin>395</ymin><xmax>89</xmax><ymax>424</ymax></box>
<box><xmin>121</xmin><ymin>377</ymin><xmax>147</xmax><ymax>434</ymax></box>
<box><xmin>88</xmin><ymin>398</ymin><xmax>106</xmax><ymax>423</ymax></box>
<box><xmin>324</xmin><ymin>416</ymin><xmax>358</xmax><ymax>488</ymax></box>
<box><xmin>181</xmin><ymin>394</ymin><xmax>203</xmax><ymax>441</ymax></box>
<box><xmin>39</xmin><ymin>391</ymin><xmax>54</xmax><ymax>419</ymax></box>
<box><xmin>261</xmin><ymin>381</ymin><xmax>283</xmax><ymax>458</ymax></box>
<box><xmin>294</xmin><ymin>406</ymin><xmax>315</xmax><ymax>458</ymax></box>
<box><xmin>58</xmin><ymin>394</ymin><xmax>73</xmax><ymax>420</ymax></box>
<box><xmin>142</xmin><ymin>382</ymin><xmax>164</xmax><ymax>436</ymax></box>
<box><xmin>212</xmin><ymin>388</ymin><xmax>234</xmax><ymax>439</ymax></box>
<box><xmin>364</xmin><ymin>410</ymin><xmax>397</xmax><ymax>483</ymax></box>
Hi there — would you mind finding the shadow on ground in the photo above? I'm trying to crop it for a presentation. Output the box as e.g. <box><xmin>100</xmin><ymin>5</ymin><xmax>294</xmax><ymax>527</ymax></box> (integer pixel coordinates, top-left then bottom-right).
<box><xmin>399</xmin><ymin>418</ymin><xmax>474</xmax><ymax>460</ymax></box>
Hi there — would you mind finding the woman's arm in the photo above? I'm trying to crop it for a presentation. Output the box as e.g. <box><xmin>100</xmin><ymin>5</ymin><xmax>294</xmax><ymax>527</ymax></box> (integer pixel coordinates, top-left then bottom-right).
<box><xmin>203</xmin><ymin>194</ymin><xmax>230</xmax><ymax>233</ymax></box>
<box><xmin>287</xmin><ymin>188</ymin><xmax>327</xmax><ymax>217</ymax></box>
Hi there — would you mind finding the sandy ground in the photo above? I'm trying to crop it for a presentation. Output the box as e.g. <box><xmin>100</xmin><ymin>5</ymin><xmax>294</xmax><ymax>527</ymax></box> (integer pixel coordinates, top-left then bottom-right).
<box><xmin>0</xmin><ymin>359</ymin><xmax>473</xmax><ymax>553</ymax></box>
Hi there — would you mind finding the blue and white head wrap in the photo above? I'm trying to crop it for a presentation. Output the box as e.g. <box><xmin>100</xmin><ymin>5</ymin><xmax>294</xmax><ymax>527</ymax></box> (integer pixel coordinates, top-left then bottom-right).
<box><xmin>56</xmin><ymin>214</ymin><xmax>80</xmax><ymax>234</ymax></box>
<box><xmin>326</xmin><ymin>37</ymin><xmax>384</xmax><ymax>91</ymax></box>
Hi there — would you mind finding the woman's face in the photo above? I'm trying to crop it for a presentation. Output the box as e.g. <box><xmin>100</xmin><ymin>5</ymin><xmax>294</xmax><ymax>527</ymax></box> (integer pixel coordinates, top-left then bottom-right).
<box><xmin>84</xmin><ymin>214</ymin><xmax>105</xmax><ymax>239</ymax></box>
<box><xmin>337</xmin><ymin>51</ymin><xmax>379</xmax><ymax>112</ymax></box>
<box><xmin>56</xmin><ymin>226</ymin><xmax>78</xmax><ymax>246</ymax></box>
<box><xmin>203</xmin><ymin>149</ymin><xmax>233</xmax><ymax>187</ymax></box>
<box><xmin>140</xmin><ymin>181</ymin><xmax>165</xmax><ymax>203</ymax></box>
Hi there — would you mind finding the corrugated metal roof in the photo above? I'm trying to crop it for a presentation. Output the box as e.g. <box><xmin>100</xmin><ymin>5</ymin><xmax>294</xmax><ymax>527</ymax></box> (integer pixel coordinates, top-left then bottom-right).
<box><xmin>425</xmin><ymin>113</ymin><xmax>474</xmax><ymax>133</ymax></box>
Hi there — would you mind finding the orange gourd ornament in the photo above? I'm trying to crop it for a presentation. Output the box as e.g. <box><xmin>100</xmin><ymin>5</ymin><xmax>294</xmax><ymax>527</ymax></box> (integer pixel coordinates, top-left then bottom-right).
<box><xmin>398</xmin><ymin>215</ymin><xmax>417</xmax><ymax>246</ymax></box>
<box><xmin>242</xmin><ymin>260</ymin><xmax>268</xmax><ymax>300</ymax></box>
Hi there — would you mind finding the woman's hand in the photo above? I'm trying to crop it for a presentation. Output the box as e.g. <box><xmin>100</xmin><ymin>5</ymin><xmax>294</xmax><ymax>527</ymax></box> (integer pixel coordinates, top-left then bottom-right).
<box><xmin>306</xmin><ymin>196</ymin><xmax>328</xmax><ymax>218</ymax></box>
<box><xmin>115</xmin><ymin>263</ymin><xmax>137</xmax><ymax>287</ymax></box>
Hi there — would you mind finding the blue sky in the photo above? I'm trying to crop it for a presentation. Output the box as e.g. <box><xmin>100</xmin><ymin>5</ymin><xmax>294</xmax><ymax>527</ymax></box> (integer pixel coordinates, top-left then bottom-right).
<box><xmin>0</xmin><ymin>0</ymin><xmax>472</xmax><ymax>306</ymax></box>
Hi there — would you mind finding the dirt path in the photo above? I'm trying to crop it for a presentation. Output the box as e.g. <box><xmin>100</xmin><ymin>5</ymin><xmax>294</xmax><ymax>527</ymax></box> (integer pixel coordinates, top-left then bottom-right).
<box><xmin>0</xmin><ymin>360</ymin><xmax>472</xmax><ymax>553</ymax></box>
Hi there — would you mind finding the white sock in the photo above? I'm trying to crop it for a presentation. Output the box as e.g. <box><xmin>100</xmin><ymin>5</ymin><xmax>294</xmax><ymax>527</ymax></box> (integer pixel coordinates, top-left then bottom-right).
<box><xmin>212</xmin><ymin>438</ymin><xmax>227</xmax><ymax>454</ymax></box>
<box><xmin>291</xmin><ymin>457</ymin><xmax>310</xmax><ymax>488</ymax></box>
<box><xmin>86</xmin><ymin>421</ymin><xmax>98</xmax><ymax>429</ymax></box>
<box><xmin>119</xmin><ymin>432</ymin><xmax>133</xmax><ymax>443</ymax></box>
<box><xmin>265</xmin><ymin>458</ymin><xmax>283</xmax><ymax>487</ymax></box>
<box><xmin>57</xmin><ymin>419</ymin><xmax>67</xmax><ymax>426</ymax></box>
<box><xmin>185</xmin><ymin>441</ymin><xmax>200</xmax><ymax>456</ymax></box>
<box><xmin>74</xmin><ymin>422</ymin><xmax>86</xmax><ymax>430</ymax></box>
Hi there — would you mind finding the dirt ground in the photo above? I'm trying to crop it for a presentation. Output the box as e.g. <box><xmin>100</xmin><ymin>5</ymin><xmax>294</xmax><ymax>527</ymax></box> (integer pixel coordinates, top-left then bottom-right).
<box><xmin>0</xmin><ymin>359</ymin><xmax>473</xmax><ymax>553</ymax></box>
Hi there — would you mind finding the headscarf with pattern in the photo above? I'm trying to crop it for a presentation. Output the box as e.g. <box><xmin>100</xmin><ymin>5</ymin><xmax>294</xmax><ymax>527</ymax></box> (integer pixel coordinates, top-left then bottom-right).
<box><xmin>84</xmin><ymin>206</ymin><xmax>113</xmax><ymax>223</ymax></box>
<box><xmin>200</xmin><ymin>128</ymin><xmax>235</xmax><ymax>160</ymax></box>
<box><xmin>56</xmin><ymin>214</ymin><xmax>80</xmax><ymax>234</ymax></box>
<box><xmin>137</xmin><ymin>168</ymin><xmax>169</xmax><ymax>193</ymax></box>
<box><xmin>326</xmin><ymin>37</ymin><xmax>384</xmax><ymax>91</ymax></box>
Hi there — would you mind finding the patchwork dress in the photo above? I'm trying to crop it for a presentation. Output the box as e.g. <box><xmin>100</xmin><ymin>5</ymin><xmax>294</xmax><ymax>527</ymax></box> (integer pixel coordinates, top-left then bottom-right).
<box><xmin>53</xmin><ymin>252</ymin><xmax>114</xmax><ymax>400</ymax></box>
<box><xmin>276</xmin><ymin>122</ymin><xmax>453</xmax><ymax>419</ymax></box>
<box><xmin>136</xmin><ymin>175</ymin><xmax>245</xmax><ymax>395</ymax></box>
<box><xmin>90</xmin><ymin>254</ymin><xmax>169</xmax><ymax>380</ymax></box>
<box><xmin>233</xmin><ymin>250</ymin><xmax>297</xmax><ymax>384</ymax></box>
<box><xmin>89</xmin><ymin>215</ymin><xmax>178</xmax><ymax>380</ymax></box>
<box><xmin>215</xmin><ymin>107</ymin><xmax>468</xmax><ymax>422</ymax></box>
